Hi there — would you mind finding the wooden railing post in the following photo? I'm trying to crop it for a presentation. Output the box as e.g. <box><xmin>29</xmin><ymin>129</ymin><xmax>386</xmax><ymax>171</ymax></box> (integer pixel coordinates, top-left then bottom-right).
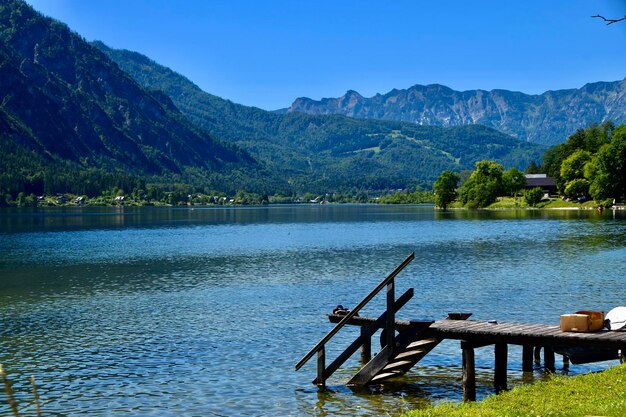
<box><xmin>317</xmin><ymin>346</ymin><xmax>326</xmax><ymax>389</ymax></box>
<box><xmin>386</xmin><ymin>278</ymin><xmax>395</xmax><ymax>357</ymax></box>
<box><xmin>360</xmin><ymin>327</ymin><xmax>371</xmax><ymax>363</ymax></box>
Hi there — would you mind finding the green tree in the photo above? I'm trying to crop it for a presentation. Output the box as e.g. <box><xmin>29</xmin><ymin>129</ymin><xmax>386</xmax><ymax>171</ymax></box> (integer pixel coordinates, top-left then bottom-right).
<box><xmin>583</xmin><ymin>123</ymin><xmax>611</xmax><ymax>153</ymax></box>
<box><xmin>524</xmin><ymin>187</ymin><xmax>544</xmax><ymax>207</ymax></box>
<box><xmin>458</xmin><ymin>161</ymin><xmax>504</xmax><ymax>208</ymax></box>
<box><xmin>525</xmin><ymin>161</ymin><xmax>541</xmax><ymax>174</ymax></box>
<box><xmin>542</xmin><ymin>143</ymin><xmax>567</xmax><ymax>189</ymax></box>
<box><xmin>542</xmin><ymin>123</ymin><xmax>613</xmax><ymax>193</ymax></box>
<box><xmin>564</xmin><ymin>178</ymin><xmax>590</xmax><ymax>199</ymax></box>
<box><xmin>502</xmin><ymin>167</ymin><xmax>526</xmax><ymax>197</ymax></box>
<box><xmin>560</xmin><ymin>150</ymin><xmax>591</xmax><ymax>184</ymax></box>
<box><xmin>588</xmin><ymin>126</ymin><xmax>626</xmax><ymax>201</ymax></box>
<box><xmin>15</xmin><ymin>192</ymin><xmax>26</xmax><ymax>208</ymax></box>
<box><xmin>433</xmin><ymin>171</ymin><xmax>459</xmax><ymax>210</ymax></box>
<box><xmin>559</xmin><ymin>149</ymin><xmax>592</xmax><ymax>196</ymax></box>
<box><xmin>15</xmin><ymin>192</ymin><xmax>37</xmax><ymax>208</ymax></box>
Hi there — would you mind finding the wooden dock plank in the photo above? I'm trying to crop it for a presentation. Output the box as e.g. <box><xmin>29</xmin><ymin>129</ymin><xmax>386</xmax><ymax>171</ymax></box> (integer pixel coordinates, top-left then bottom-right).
<box><xmin>424</xmin><ymin>320</ymin><xmax>626</xmax><ymax>349</ymax></box>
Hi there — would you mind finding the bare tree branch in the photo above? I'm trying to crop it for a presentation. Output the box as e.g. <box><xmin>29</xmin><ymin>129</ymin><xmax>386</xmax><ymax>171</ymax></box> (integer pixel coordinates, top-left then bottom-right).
<box><xmin>592</xmin><ymin>14</ymin><xmax>626</xmax><ymax>25</ymax></box>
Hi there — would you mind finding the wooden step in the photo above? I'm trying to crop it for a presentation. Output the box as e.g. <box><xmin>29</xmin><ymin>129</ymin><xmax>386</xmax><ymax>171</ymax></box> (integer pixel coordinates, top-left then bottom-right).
<box><xmin>371</xmin><ymin>371</ymin><xmax>402</xmax><ymax>383</ymax></box>
<box><xmin>406</xmin><ymin>339</ymin><xmax>438</xmax><ymax>350</ymax></box>
<box><xmin>348</xmin><ymin>326</ymin><xmax>440</xmax><ymax>388</ymax></box>
<box><xmin>383</xmin><ymin>360</ymin><xmax>414</xmax><ymax>371</ymax></box>
<box><xmin>394</xmin><ymin>348</ymin><xmax>426</xmax><ymax>360</ymax></box>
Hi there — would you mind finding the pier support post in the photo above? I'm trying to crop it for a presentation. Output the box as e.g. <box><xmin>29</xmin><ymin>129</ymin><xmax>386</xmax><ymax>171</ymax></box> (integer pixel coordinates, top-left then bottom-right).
<box><xmin>522</xmin><ymin>345</ymin><xmax>534</xmax><ymax>372</ymax></box>
<box><xmin>360</xmin><ymin>327</ymin><xmax>371</xmax><ymax>363</ymax></box>
<box><xmin>494</xmin><ymin>343</ymin><xmax>508</xmax><ymax>393</ymax></box>
<box><xmin>544</xmin><ymin>346</ymin><xmax>555</xmax><ymax>373</ymax></box>
<box><xmin>462</xmin><ymin>341</ymin><xmax>476</xmax><ymax>402</ymax></box>
<box><xmin>534</xmin><ymin>346</ymin><xmax>542</xmax><ymax>365</ymax></box>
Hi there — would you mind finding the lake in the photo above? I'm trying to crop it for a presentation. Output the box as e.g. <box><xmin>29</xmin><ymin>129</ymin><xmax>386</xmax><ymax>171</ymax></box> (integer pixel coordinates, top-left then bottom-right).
<box><xmin>1</xmin><ymin>205</ymin><xmax>625</xmax><ymax>416</ymax></box>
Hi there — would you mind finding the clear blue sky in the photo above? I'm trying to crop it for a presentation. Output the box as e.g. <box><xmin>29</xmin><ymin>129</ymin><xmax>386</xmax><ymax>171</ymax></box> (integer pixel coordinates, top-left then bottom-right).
<box><xmin>26</xmin><ymin>0</ymin><xmax>626</xmax><ymax>110</ymax></box>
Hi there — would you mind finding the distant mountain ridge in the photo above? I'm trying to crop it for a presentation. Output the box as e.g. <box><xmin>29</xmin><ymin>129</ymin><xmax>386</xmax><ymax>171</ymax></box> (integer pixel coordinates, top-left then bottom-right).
<box><xmin>96</xmin><ymin>42</ymin><xmax>546</xmax><ymax>191</ymax></box>
<box><xmin>286</xmin><ymin>80</ymin><xmax>626</xmax><ymax>145</ymax></box>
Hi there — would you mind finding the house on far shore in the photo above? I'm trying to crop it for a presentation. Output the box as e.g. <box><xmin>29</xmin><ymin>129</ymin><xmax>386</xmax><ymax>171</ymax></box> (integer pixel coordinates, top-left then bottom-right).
<box><xmin>525</xmin><ymin>174</ymin><xmax>557</xmax><ymax>196</ymax></box>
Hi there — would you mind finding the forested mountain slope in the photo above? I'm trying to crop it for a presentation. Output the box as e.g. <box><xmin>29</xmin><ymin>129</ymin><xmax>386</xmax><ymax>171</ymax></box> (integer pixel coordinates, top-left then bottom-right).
<box><xmin>96</xmin><ymin>43</ymin><xmax>546</xmax><ymax>191</ymax></box>
<box><xmin>0</xmin><ymin>0</ymin><xmax>271</xmax><ymax>196</ymax></box>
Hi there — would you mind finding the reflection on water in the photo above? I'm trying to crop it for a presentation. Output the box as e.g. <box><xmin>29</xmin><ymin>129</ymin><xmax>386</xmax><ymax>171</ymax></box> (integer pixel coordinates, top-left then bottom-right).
<box><xmin>1</xmin><ymin>205</ymin><xmax>625</xmax><ymax>416</ymax></box>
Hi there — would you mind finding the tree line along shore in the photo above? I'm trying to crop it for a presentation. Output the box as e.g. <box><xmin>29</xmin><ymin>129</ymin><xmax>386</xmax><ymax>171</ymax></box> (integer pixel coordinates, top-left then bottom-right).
<box><xmin>434</xmin><ymin>122</ymin><xmax>625</xmax><ymax>210</ymax></box>
<box><xmin>2</xmin><ymin>123</ymin><xmax>623</xmax><ymax>210</ymax></box>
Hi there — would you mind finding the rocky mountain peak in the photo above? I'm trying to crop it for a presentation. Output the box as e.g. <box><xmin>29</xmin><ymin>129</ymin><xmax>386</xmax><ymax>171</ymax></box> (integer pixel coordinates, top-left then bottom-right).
<box><xmin>287</xmin><ymin>79</ymin><xmax>626</xmax><ymax>145</ymax></box>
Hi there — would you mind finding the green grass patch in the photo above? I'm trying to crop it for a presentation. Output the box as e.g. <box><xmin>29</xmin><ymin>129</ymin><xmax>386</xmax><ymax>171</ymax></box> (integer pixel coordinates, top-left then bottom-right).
<box><xmin>487</xmin><ymin>197</ymin><xmax>528</xmax><ymax>209</ymax></box>
<box><xmin>447</xmin><ymin>200</ymin><xmax>465</xmax><ymax>209</ymax></box>
<box><xmin>401</xmin><ymin>364</ymin><xmax>626</xmax><ymax>417</ymax></box>
<box><xmin>537</xmin><ymin>198</ymin><xmax>598</xmax><ymax>209</ymax></box>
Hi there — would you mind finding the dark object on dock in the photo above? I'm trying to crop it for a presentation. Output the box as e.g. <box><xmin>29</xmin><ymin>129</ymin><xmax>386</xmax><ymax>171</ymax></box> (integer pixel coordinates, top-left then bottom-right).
<box><xmin>448</xmin><ymin>313</ymin><xmax>472</xmax><ymax>320</ymax></box>
<box><xmin>332</xmin><ymin>305</ymin><xmax>358</xmax><ymax>316</ymax></box>
<box><xmin>296</xmin><ymin>253</ymin><xmax>626</xmax><ymax>400</ymax></box>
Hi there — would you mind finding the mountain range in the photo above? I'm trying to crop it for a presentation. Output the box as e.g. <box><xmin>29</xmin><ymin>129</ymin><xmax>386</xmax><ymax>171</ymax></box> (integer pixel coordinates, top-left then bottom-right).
<box><xmin>0</xmin><ymin>0</ymin><xmax>565</xmax><ymax>198</ymax></box>
<box><xmin>286</xmin><ymin>80</ymin><xmax>626</xmax><ymax>146</ymax></box>
<box><xmin>94</xmin><ymin>42</ymin><xmax>544</xmax><ymax>191</ymax></box>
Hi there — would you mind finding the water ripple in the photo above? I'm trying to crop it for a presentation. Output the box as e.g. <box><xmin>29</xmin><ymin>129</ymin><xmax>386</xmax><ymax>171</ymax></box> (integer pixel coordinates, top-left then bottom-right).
<box><xmin>1</xmin><ymin>206</ymin><xmax>626</xmax><ymax>416</ymax></box>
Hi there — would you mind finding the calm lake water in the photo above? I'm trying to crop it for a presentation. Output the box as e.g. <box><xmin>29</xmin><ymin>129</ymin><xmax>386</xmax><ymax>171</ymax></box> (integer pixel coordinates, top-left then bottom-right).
<box><xmin>1</xmin><ymin>205</ymin><xmax>625</xmax><ymax>416</ymax></box>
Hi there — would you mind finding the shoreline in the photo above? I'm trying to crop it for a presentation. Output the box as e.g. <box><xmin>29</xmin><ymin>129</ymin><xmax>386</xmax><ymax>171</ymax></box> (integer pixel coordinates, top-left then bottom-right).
<box><xmin>1</xmin><ymin>202</ymin><xmax>626</xmax><ymax>210</ymax></box>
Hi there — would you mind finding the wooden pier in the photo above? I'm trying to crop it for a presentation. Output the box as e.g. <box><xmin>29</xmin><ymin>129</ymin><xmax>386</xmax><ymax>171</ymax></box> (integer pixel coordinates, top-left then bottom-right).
<box><xmin>330</xmin><ymin>313</ymin><xmax>626</xmax><ymax>400</ymax></box>
<box><xmin>296</xmin><ymin>253</ymin><xmax>626</xmax><ymax>401</ymax></box>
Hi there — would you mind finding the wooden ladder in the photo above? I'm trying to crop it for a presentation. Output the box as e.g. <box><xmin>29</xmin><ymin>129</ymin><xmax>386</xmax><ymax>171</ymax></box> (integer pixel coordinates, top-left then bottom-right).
<box><xmin>295</xmin><ymin>253</ymin><xmax>468</xmax><ymax>390</ymax></box>
<box><xmin>347</xmin><ymin>322</ymin><xmax>440</xmax><ymax>389</ymax></box>
<box><xmin>350</xmin><ymin>336</ymin><xmax>440</xmax><ymax>387</ymax></box>
<box><xmin>296</xmin><ymin>253</ymin><xmax>416</xmax><ymax>388</ymax></box>
<box><xmin>326</xmin><ymin>312</ymin><xmax>472</xmax><ymax>388</ymax></box>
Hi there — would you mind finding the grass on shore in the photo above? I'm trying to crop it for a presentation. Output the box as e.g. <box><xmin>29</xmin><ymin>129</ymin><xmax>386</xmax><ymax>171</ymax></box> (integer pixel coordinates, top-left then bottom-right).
<box><xmin>452</xmin><ymin>197</ymin><xmax>599</xmax><ymax>210</ymax></box>
<box><xmin>401</xmin><ymin>364</ymin><xmax>626</xmax><ymax>417</ymax></box>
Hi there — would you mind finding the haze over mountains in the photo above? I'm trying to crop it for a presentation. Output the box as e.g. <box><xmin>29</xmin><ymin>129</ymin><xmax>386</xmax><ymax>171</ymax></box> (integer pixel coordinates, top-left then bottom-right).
<box><xmin>286</xmin><ymin>80</ymin><xmax>626</xmax><ymax>146</ymax></box>
<box><xmin>4</xmin><ymin>0</ymin><xmax>616</xmax><ymax>198</ymax></box>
